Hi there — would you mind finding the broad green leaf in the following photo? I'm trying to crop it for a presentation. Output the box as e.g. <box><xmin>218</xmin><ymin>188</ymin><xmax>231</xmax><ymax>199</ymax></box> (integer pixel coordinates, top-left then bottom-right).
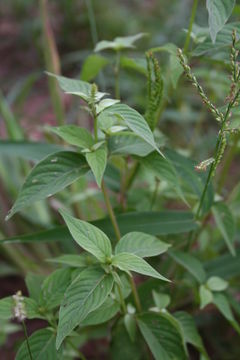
<box><xmin>204</xmin><ymin>248</ymin><xmax>240</xmax><ymax>279</ymax></box>
<box><xmin>112</xmin><ymin>252</ymin><xmax>169</xmax><ymax>281</ymax></box>
<box><xmin>47</xmin><ymin>253</ymin><xmax>96</xmax><ymax>267</ymax></box>
<box><xmin>81</xmin><ymin>297</ymin><xmax>120</xmax><ymax>326</ymax></box>
<box><xmin>169</xmin><ymin>250</ymin><xmax>207</xmax><ymax>284</ymax></box>
<box><xmin>213</xmin><ymin>292</ymin><xmax>240</xmax><ymax>334</ymax></box>
<box><xmin>115</xmin><ymin>232</ymin><xmax>170</xmax><ymax>258</ymax></box>
<box><xmin>41</xmin><ymin>268</ymin><xmax>72</xmax><ymax>309</ymax></box>
<box><xmin>0</xmin><ymin>141</ymin><xmax>63</xmax><ymax>162</ymax></box>
<box><xmin>193</xmin><ymin>22</ymin><xmax>240</xmax><ymax>56</ymax></box>
<box><xmin>120</xmin><ymin>56</ymin><xmax>147</xmax><ymax>76</ymax></box>
<box><xmin>2</xmin><ymin>211</ymin><xmax>198</xmax><ymax>245</ymax></box>
<box><xmin>96</xmin><ymin>99</ymin><xmax>120</xmax><ymax>114</ymax></box>
<box><xmin>86</xmin><ymin>147</ymin><xmax>107</xmax><ymax>187</ymax></box>
<box><xmin>141</xmin><ymin>152</ymin><xmax>186</xmax><ymax>202</ymax></box>
<box><xmin>165</xmin><ymin>149</ymin><xmax>214</xmax><ymax>214</ymax></box>
<box><xmin>49</xmin><ymin>125</ymin><xmax>94</xmax><ymax>149</ymax></box>
<box><xmin>212</xmin><ymin>202</ymin><xmax>236</xmax><ymax>256</ymax></box>
<box><xmin>199</xmin><ymin>285</ymin><xmax>213</xmax><ymax>309</ymax></box>
<box><xmin>25</xmin><ymin>273</ymin><xmax>45</xmax><ymax>302</ymax></box>
<box><xmin>81</xmin><ymin>54</ymin><xmax>109</xmax><ymax>81</ymax></box>
<box><xmin>111</xmin><ymin>322</ymin><xmax>144</xmax><ymax>360</ymax></box>
<box><xmin>206</xmin><ymin>0</ymin><xmax>236</xmax><ymax>43</ymax></box>
<box><xmin>207</xmin><ymin>276</ymin><xmax>228</xmax><ymax>291</ymax></box>
<box><xmin>152</xmin><ymin>291</ymin><xmax>170</xmax><ymax>310</ymax></box>
<box><xmin>6</xmin><ymin>151</ymin><xmax>89</xmax><ymax>220</ymax></box>
<box><xmin>138</xmin><ymin>312</ymin><xmax>187</xmax><ymax>360</ymax></box>
<box><xmin>47</xmin><ymin>73</ymin><xmax>106</xmax><ymax>102</ymax></box>
<box><xmin>99</xmin><ymin>103</ymin><xmax>164</xmax><ymax>156</ymax></box>
<box><xmin>56</xmin><ymin>267</ymin><xmax>114</xmax><ymax>348</ymax></box>
<box><xmin>95</xmin><ymin>33</ymin><xmax>147</xmax><ymax>52</ymax></box>
<box><xmin>124</xmin><ymin>313</ymin><xmax>137</xmax><ymax>342</ymax></box>
<box><xmin>108</xmin><ymin>131</ymin><xmax>154</xmax><ymax>157</ymax></box>
<box><xmin>174</xmin><ymin>311</ymin><xmax>208</xmax><ymax>357</ymax></box>
<box><xmin>0</xmin><ymin>297</ymin><xmax>14</xmax><ymax>320</ymax></box>
<box><xmin>16</xmin><ymin>329</ymin><xmax>61</xmax><ymax>360</ymax></box>
<box><xmin>59</xmin><ymin>209</ymin><xmax>112</xmax><ymax>262</ymax></box>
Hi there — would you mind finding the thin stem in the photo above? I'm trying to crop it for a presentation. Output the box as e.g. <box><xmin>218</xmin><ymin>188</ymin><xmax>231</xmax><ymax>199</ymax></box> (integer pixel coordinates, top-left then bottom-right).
<box><xmin>183</xmin><ymin>0</ymin><xmax>199</xmax><ymax>54</ymax></box>
<box><xmin>150</xmin><ymin>178</ymin><xmax>160</xmax><ymax>210</ymax></box>
<box><xmin>195</xmin><ymin>90</ymin><xmax>239</xmax><ymax>220</ymax></box>
<box><xmin>101</xmin><ymin>181</ymin><xmax>121</xmax><ymax>241</ymax></box>
<box><xmin>116</xmin><ymin>282</ymin><xmax>127</xmax><ymax>313</ymax></box>
<box><xmin>114</xmin><ymin>50</ymin><xmax>121</xmax><ymax>99</ymax></box>
<box><xmin>101</xmin><ymin>181</ymin><xmax>142</xmax><ymax>313</ymax></box>
<box><xmin>129</xmin><ymin>276</ymin><xmax>142</xmax><ymax>312</ymax></box>
<box><xmin>22</xmin><ymin>321</ymin><xmax>33</xmax><ymax>360</ymax></box>
<box><xmin>68</xmin><ymin>339</ymin><xmax>87</xmax><ymax>360</ymax></box>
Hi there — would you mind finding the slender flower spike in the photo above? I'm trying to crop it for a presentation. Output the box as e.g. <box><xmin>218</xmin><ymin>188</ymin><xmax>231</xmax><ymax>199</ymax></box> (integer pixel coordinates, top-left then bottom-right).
<box><xmin>177</xmin><ymin>48</ymin><xmax>224</xmax><ymax>123</ymax></box>
<box><xmin>195</xmin><ymin>157</ymin><xmax>215</xmax><ymax>172</ymax></box>
<box><xmin>13</xmin><ymin>291</ymin><xmax>27</xmax><ymax>321</ymax></box>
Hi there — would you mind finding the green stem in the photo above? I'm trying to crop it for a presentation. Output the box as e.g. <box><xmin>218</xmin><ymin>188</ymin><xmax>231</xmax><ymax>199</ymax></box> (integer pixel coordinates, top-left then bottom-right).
<box><xmin>22</xmin><ymin>321</ymin><xmax>33</xmax><ymax>360</ymax></box>
<box><xmin>183</xmin><ymin>0</ymin><xmax>199</xmax><ymax>54</ymax></box>
<box><xmin>196</xmin><ymin>91</ymin><xmax>239</xmax><ymax>220</ymax></box>
<box><xmin>116</xmin><ymin>282</ymin><xmax>127</xmax><ymax>313</ymax></box>
<box><xmin>101</xmin><ymin>181</ymin><xmax>142</xmax><ymax>312</ymax></box>
<box><xmin>150</xmin><ymin>178</ymin><xmax>160</xmax><ymax>210</ymax></box>
<box><xmin>101</xmin><ymin>181</ymin><xmax>121</xmax><ymax>241</ymax></box>
<box><xmin>129</xmin><ymin>276</ymin><xmax>142</xmax><ymax>312</ymax></box>
<box><xmin>114</xmin><ymin>51</ymin><xmax>121</xmax><ymax>99</ymax></box>
<box><xmin>68</xmin><ymin>339</ymin><xmax>87</xmax><ymax>360</ymax></box>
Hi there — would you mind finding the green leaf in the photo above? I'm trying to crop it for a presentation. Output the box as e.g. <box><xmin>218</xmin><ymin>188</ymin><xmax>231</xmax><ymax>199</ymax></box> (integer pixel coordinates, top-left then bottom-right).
<box><xmin>95</xmin><ymin>33</ymin><xmax>147</xmax><ymax>52</ymax></box>
<box><xmin>49</xmin><ymin>125</ymin><xmax>94</xmax><ymax>149</ymax></box>
<box><xmin>120</xmin><ymin>56</ymin><xmax>147</xmax><ymax>76</ymax></box>
<box><xmin>0</xmin><ymin>140</ymin><xmax>63</xmax><ymax>162</ymax></box>
<box><xmin>6</xmin><ymin>151</ymin><xmax>89</xmax><ymax>220</ymax></box>
<box><xmin>212</xmin><ymin>292</ymin><xmax>240</xmax><ymax>334</ymax></box>
<box><xmin>16</xmin><ymin>329</ymin><xmax>61</xmax><ymax>360</ymax></box>
<box><xmin>47</xmin><ymin>73</ymin><xmax>106</xmax><ymax>102</ymax></box>
<box><xmin>111</xmin><ymin>322</ymin><xmax>144</xmax><ymax>360</ymax></box>
<box><xmin>206</xmin><ymin>0</ymin><xmax>236</xmax><ymax>43</ymax></box>
<box><xmin>192</xmin><ymin>22</ymin><xmax>240</xmax><ymax>56</ymax></box>
<box><xmin>2</xmin><ymin>211</ymin><xmax>198</xmax><ymax>244</ymax></box>
<box><xmin>41</xmin><ymin>268</ymin><xmax>72</xmax><ymax>309</ymax></box>
<box><xmin>80</xmin><ymin>54</ymin><xmax>109</xmax><ymax>81</ymax></box>
<box><xmin>99</xmin><ymin>103</ymin><xmax>164</xmax><ymax>156</ymax></box>
<box><xmin>204</xmin><ymin>248</ymin><xmax>240</xmax><ymax>279</ymax></box>
<box><xmin>141</xmin><ymin>151</ymin><xmax>186</xmax><ymax>202</ymax></box>
<box><xmin>199</xmin><ymin>285</ymin><xmax>213</xmax><ymax>309</ymax></box>
<box><xmin>124</xmin><ymin>313</ymin><xmax>137</xmax><ymax>342</ymax></box>
<box><xmin>206</xmin><ymin>276</ymin><xmax>228</xmax><ymax>291</ymax></box>
<box><xmin>115</xmin><ymin>232</ymin><xmax>170</xmax><ymax>258</ymax></box>
<box><xmin>46</xmin><ymin>253</ymin><xmax>96</xmax><ymax>268</ymax></box>
<box><xmin>169</xmin><ymin>250</ymin><xmax>207</xmax><ymax>284</ymax></box>
<box><xmin>59</xmin><ymin>209</ymin><xmax>112</xmax><ymax>262</ymax></box>
<box><xmin>81</xmin><ymin>297</ymin><xmax>120</xmax><ymax>326</ymax></box>
<box><xmin>0</xmin><ymin>297</ymin><xmax>14</xmax><ymax>320</ymax></box>
<box><xmin>152</xmin><ymin>291</ymin><xmax>170</xmax><ymax>310</ymax></box>
<box><xmin>25</xmin><ymin>273</ymin><xmax>45</xmax><ymax>302</ymax></box>
<box><xmin>56</xmin><ymin>267</ymin><xmax>114</xmax><ymax>349</ymax></box>
<box><xmin>86</xmin><ymin>147</ymin><xmax>107</xmax><ymax>187</ymax></box>
<box><xmin>112</xmin><ymin>252</ymin><xmax>169</xmax><ymax>281</ymax></box>
<box><xmin>137</xmin><ymin>312</ymin><xmax>187</xmax><ymax>360</ymax></box>
<box><xmin>174</xmin><ymin>311</ymin><xmax>208</xmax><ymax>357</ymax></box>
<box><xmin>108</xmin><ymin>131</ymin><xmax>154</xmax><ymax>157</ymax></box>
<box><xmin>96</xmin><ymin>99</ymin><xmax>120</xmax><ymax>114</ymax></box>
<box><xmin>212</xmin><ymin>202</ymin><xmax>236</xmax><ymax>256</ymax></box>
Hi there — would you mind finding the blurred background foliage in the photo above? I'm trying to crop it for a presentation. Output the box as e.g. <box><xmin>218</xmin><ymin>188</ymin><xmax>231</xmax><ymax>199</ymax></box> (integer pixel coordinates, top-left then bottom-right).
<box><xmin>0</xmin><ymin>1</ymin><xmax>240</xmax><ymax>359</ymax></box>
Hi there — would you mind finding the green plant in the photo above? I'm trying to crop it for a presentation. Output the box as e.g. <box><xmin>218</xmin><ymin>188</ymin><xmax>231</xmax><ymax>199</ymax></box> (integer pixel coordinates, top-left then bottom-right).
<box><xmin>1</xmin><ymin>0</ymin><xmax>240</xmax><ymax>359</ymax></box>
